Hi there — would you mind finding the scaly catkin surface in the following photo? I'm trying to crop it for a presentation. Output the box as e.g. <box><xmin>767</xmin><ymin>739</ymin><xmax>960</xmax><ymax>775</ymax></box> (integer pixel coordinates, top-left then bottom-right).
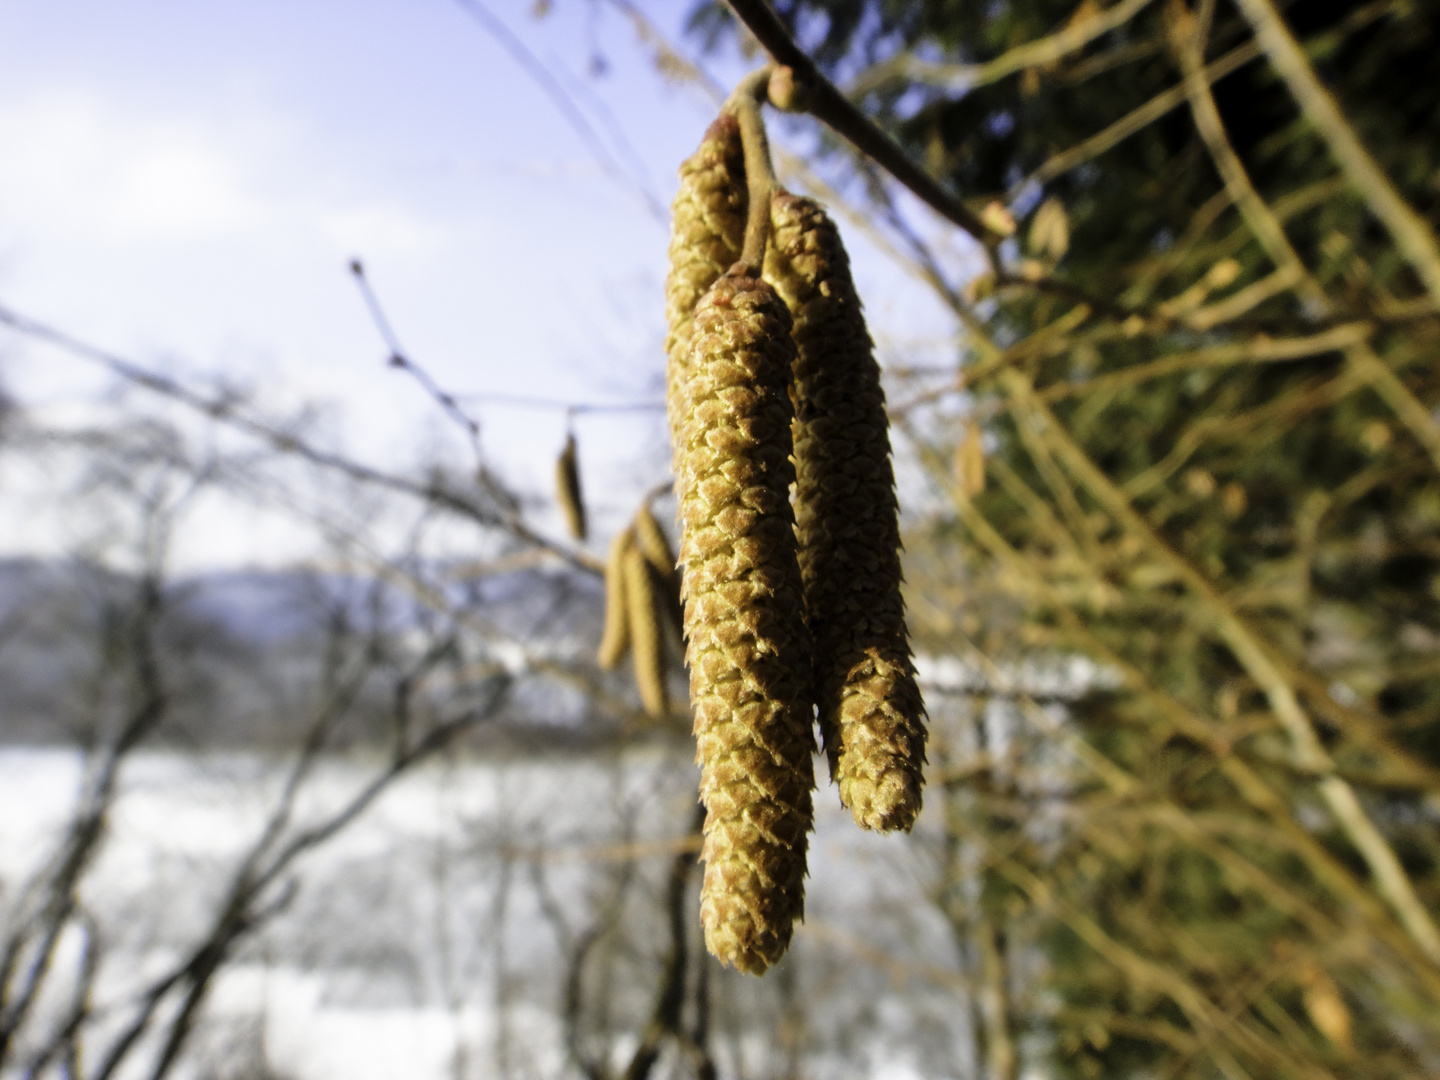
<box><xmin>674</xmin><ymin>267</ymin><xmax>815</xmax><ymax>975</ymax></box>
<box><xmin>764</xmin><ymin>192</ymin><xmax>927</xmax><ymax>833</ymax></box>
<box><xmin>665</xmin><ymin>115</ymin><xmax>746</xmax><ymax>454</ymax></box>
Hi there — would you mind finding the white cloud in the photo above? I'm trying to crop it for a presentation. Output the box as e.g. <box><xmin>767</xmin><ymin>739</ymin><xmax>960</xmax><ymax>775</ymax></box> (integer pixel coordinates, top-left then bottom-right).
<box><xmin>0</xmin><ymin>93</ymin><xmax>265</xmax><ymax>241</ymax></box>
<box><xmin>318</xmin><ymin>204</ymin><xmax>445</xmax><ymax>258</ymax></box>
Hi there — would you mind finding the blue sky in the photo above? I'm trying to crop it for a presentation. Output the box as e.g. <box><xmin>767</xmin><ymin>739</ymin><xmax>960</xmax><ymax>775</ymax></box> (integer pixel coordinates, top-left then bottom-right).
<box><xmin>0</xmin><ymin>0</ymin><xmax>966</xmax><ymax>567</ymax></box>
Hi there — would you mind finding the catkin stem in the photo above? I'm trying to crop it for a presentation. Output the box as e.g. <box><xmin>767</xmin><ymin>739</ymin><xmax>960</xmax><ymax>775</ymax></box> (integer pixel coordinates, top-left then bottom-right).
<box><xmin>725</xmin><ymin>67</ymin><xmax>780</xmax><ymax>271</ymax></box>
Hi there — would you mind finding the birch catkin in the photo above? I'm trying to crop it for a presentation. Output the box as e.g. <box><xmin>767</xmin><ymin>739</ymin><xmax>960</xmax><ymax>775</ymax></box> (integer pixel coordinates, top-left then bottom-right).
<box><xmin>597</xmin><ymin>528</ymin><xmax>634</xmax><ymax>670</ymax></box>
<box><xmin>624</xmin><ymin>542</ymin><xmax>669</xmax><ymax>719</ymax></box>
<box><xmin>763</xmin><ymin>192</ymin><xmax>927</xmax><ymax>833</ymax></box>
<box><xmin>634</xmin><ymin>504</ymin><xmax>683</xmax><ymax>638</ymax></box>
<box><xmin>556</xmin><ymin>433</ymin><xmax>587</xmax><ymax>542</ymax></box>
<box><xmin>665</xmin><ymin>115</ymin><xmax>747</xmax><ymax>452</ymax></box>
<box><xmin>675</xmin><ymin>266</ymin><xmax>814</xmax><ymax>975</ymax></box>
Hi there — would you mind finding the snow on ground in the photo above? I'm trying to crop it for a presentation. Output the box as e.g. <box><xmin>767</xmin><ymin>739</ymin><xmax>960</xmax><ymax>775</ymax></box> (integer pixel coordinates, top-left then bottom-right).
<box><xmin>0</xmin><ymin>746</ymin><xmax>973</xmax><ymax>1080</ymax></box>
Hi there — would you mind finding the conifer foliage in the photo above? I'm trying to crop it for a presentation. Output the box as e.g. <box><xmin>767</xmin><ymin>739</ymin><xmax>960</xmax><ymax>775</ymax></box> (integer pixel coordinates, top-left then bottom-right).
<box><xmin>690</xmin><ymin>0</ymin><xmax>1440</xmax><ymax>1072</ymax></box>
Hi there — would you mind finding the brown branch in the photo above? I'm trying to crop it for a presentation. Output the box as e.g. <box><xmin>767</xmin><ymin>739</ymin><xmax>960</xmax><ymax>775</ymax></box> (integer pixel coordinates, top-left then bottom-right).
<box><xmin>722</xmin><ymin>0</ymin><xmax>1000</xmax><ymax>244</ymax></box>
<box><xmin>1231</xmin><ymin>0</ymin><xmax>1440</xmax><ymax>310</ymax></box>
<box><xmin>0</xmin><ymin>302</ymin><xmax>603</xmax><ymax>576</ymax></box>
<box><xmin>1013</xmin><ymin>37</ymin><xmax>1263</xmax><ymax>199</ymax></box>
<box><xmin>1000</xmin><ymin>367</ymin><xmax>1440</xmax><ymax>965</ymax></box>
<box><xmin>0</xmin><ymin>572</ymin><xmax>167</xmax><ymax>1064</ymax></box>
<box><xmin>849</xmin><ymin>0</ymin><xmax>1159</xmax><ymax>97</ymax></box>
<box><xmin>622</xmin><ymin>802</ymin><xmax>705</xmax><ymax>1080</ymax></box>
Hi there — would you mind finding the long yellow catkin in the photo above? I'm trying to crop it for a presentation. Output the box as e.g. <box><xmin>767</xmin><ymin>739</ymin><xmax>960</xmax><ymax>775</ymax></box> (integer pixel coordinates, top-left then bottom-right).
<box><xmin>633</xmin><ymin>503</ymin><xmax>683</xmax><ymax>639</ymax></box>
<box><xmin>556</xmin><ymin>432</ymin><xmax>587</xmax><ymax>542</ymax></box>
<box><xmin>665</xmin><ymin>115</ymin><xmax>747</xmax><ymax>454</ymax></box>
<box><xmin>596</xmin><ymin>528</ymin><xmax>634</xmax><ymax>670</ymax></box>
<box><xmin>674</xmin><ymin>266</ymin><xmax>814</xmax><ymax>975</ymax></box>
<box><xmin>624</xmin><ymin>543</ymin><xmax>669</xmax><ymax>719</ymax></box>
<box><xmin>763</xmin><ymin>192</ymin><xmax>927</xmax><ymax>833</ymax></box>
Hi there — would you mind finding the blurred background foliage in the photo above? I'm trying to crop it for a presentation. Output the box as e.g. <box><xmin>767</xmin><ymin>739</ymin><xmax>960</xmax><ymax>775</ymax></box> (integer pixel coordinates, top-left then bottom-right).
<box><xmin>692</xmin><ymin>0</ymin><xmax>1440</xmax><ymax>1076</ymax></box>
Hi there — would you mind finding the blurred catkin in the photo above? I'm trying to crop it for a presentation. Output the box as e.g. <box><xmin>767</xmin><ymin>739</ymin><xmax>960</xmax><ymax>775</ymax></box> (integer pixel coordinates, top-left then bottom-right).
<box><xmin>624</xmin><ymin>543</ymin><xmax>669</xmax><ymax>718</ymax></box>
<box><xmin>556</xmin><ymin>433</ymin><xmax>587</xmax><ymax>542</ymax></box>
<box><xmin>597</xmin><ymin>528</ymin><xmax>634</xmax><ymax>670</ymax></box>
<box><xmin>957</xmin><ymin>421</ymin><xmax>986</xmax><ymax>498</ymax></box>
<box><xmin>634</xmin><ymin>503</ymin><xmax>683</xmax><ymax>638</ymax></box>
<box><xmin>665</xmin><ymin>115</ymin><xmax>747</xmax><ymax>452</ymax></box>
<box><xmin>674</xmin><ymin>266</ymin><xmax>815</xmax><ymax>975</ymax></box>
<box><xmin>763</xmin><ymin>192</ymin><xmax>926</xmax><ymax>833</ymax></box>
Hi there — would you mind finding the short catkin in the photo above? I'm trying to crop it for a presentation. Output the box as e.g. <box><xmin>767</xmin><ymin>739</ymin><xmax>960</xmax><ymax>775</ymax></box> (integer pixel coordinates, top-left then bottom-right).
<box><xmin>556</xmin><ymin>433</ymin><xmax>587</xmax><ymax>542</ymax></box>
<box><xmin>597</xmin><ymin>528</ymin><xmax>634</xmax><ymax>670</ymax></box>
<box><xmin>763</xmin><ymin>192</ymin><xmax>927</xmax><ymax>833</ymax></box>
<box><xmin>674</xmin><ymin>266</ymin><xmax>815</xmax><ymax>975</ymax></box>
<box><xmin>664</xmin><ymin>115</ymin><xmax>747</xmax><ymax>453</ymax></box>
<box><xmin>624</xmin><ymin>542</ymin><xmax>669</xmax><ymax>719</ymax></box>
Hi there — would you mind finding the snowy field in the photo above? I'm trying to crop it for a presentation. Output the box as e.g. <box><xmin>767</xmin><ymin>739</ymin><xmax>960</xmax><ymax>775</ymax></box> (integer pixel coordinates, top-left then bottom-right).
<box><xmin>0</xmin><ymin>745</ymin><xmax>977</xmax><ymax>1080</ymax></box>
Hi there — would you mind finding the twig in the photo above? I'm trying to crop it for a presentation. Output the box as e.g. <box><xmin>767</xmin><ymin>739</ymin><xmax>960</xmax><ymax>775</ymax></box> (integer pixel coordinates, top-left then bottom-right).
<box><xmin>1034</xmin><ymin>322</ymin><xmax>1372</xmax><ymax>402</ymax></box>
<box><xmin>0</xmin><ymin>301</ymin><xmax>603</xmax><ymax>575</ymax></box>
<box><xmin>1001</xmin><ymin>367</ymin><xmax>1440</xmax><ymax>965</ymax></box>
<box><xmin>622</xmin><ymin>803</ymin><xmax>705</xmax><ymax>1080</ymax></box>
<box><xmin>1168</xmin><ymin>3</ymin><xmax>1325</xmax><ymax>311</ymax></box>
<box><xmin>849</xmin><ymin>0</ymin><xmax>1159</xmax><ymax>96</ymax></box>
<box><xmin>1230</xmin><ymin>0</ymin><xmax>1440</xmax><ymax>310</ymax></box>
<box><xmin>450</xmin><ymin>0</ymin><xmax>666</xmax><ymax>222</ymax></box>
<box><xmin>1010</xmin><ymin>37</ymin><xmax>1262</xmax><ymax>200</ymax></box>
<box><xmin>450</xmin><ymin>391</ymin><xmax>663</xmax><ymax>414</ymax></box>
<box><xmin>722</xmin><ymin>0</ymin><xmax>1001</xmax><ymax>245</ymax></box>
<box><xmin>349</xmin><ymin>259</ymin><xmax>486</xmax><ymax>466</ymax></box>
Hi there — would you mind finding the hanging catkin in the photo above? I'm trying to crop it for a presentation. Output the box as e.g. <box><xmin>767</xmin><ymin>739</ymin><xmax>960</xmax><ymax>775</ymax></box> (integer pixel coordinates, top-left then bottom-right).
<box><xmin>763</xmin><ymin>192</ymin><xmax>927</xmax><ymax>834</ymax></box>
<box><xmin>597</xmin><ymin>528</ymin><xmax>634</xmax><ymax>670</ymax></box>
<box><xmin>633</xmin><ymin>504</ymin><xmax>683</xmax><ymax>639</ymax></box>
<box><xmin>624</xmin><ymin>542</ymin><xmax>669</xmax><ymax>718</ymax></box>
<box><xmin>556</xmin><ymin>433</ymin><xmax>587</xmax><ymax>542</ymax></box>
<box><xmin>956</xmin><ymin>420</ymin><xmax>986</xmax><ymax>497</ymax></box>
<box><xmin>674</xmin><ymin>266</ymin><xmax>814</xmax><ymax>975</ymax></box>
<box><xmin>664</xmin><ymin>115</ymin><xmax>747</xmax><ymax>453</ymax></box>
